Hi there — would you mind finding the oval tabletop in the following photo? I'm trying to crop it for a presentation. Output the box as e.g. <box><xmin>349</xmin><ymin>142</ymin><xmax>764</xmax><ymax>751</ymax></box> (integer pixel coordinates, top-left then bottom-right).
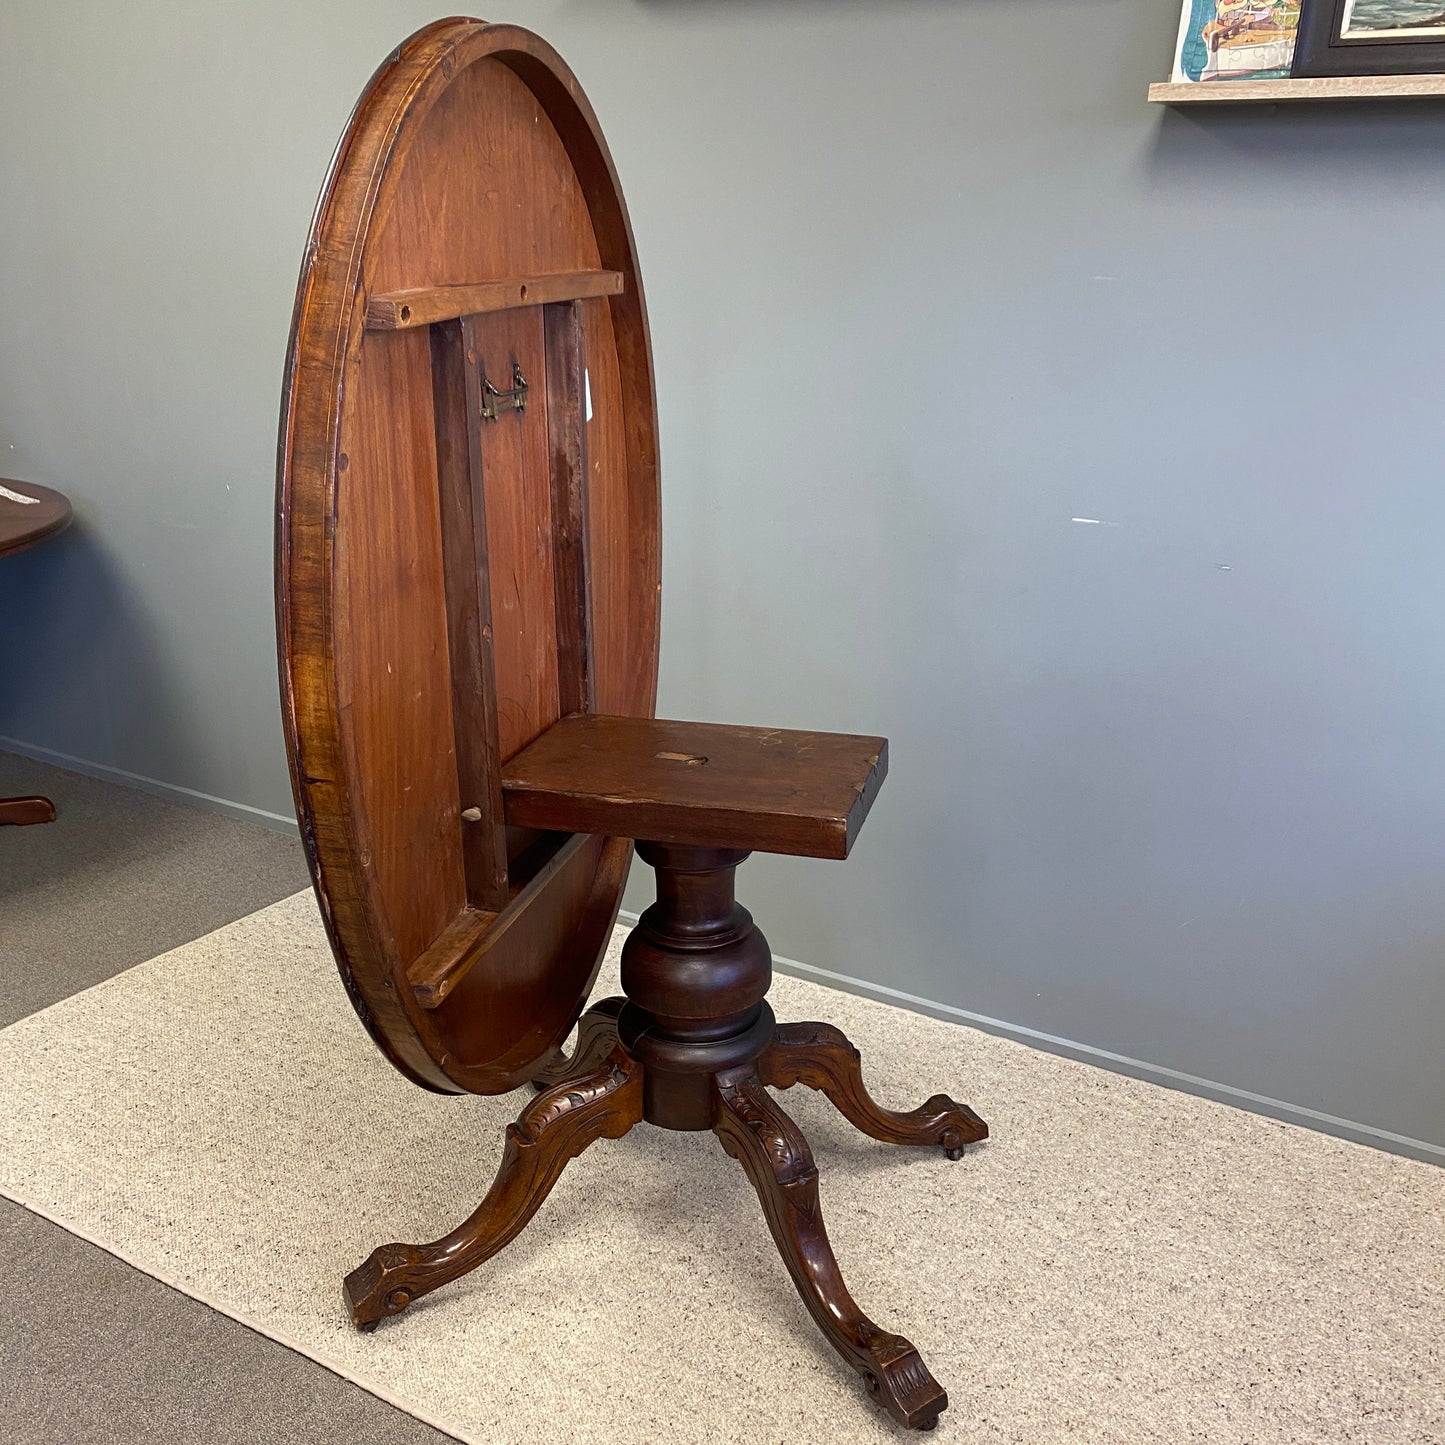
<box><xmin>0</xmin><ymin>480</ymin><xmax>72</xmax><ymax>559</ymax></box>
<box><xmin>277</xmin><ymin>20</ymin><xmax>660</xmax><ymax>1095</ymax></box>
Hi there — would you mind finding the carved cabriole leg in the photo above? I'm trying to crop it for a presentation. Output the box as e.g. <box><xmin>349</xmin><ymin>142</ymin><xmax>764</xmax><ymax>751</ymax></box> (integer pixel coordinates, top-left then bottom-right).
<box><xmin>345</xmin><ymin>1044</ymin><xmax>643</xmax><ymax>1329</ymax></box>
<box><xmin>760</xmin><ymin>1020</ymin><xmax>988</xmax><ymax>1160</ymax></box>
<box><xmin>530</xmin><ymin>995</ymin><xmax>626</xmax><ymax>1089</ymax></box>
<box><xmin>713</xmin><ymin>1071</ymin><xmax>948</xmax><ymax>1431</ymax></box>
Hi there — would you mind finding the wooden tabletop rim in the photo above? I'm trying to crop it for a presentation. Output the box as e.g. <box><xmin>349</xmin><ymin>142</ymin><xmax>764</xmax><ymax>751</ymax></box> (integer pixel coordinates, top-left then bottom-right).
<box><xmin>0</xmin><ymin>478</ymin><xmax>73</xmax><ymax>559</ymax></box>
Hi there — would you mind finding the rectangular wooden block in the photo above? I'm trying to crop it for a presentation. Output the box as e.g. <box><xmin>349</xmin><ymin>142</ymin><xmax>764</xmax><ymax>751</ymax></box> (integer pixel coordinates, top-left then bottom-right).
<box><xmin>365</xmin><ymin>270</ymin><xmax>624</xmax><ymax>330</ymax></box>
<box><xmin>499</xmin><ymin>713</ymin><xmax>889</xmax><ymax>859</ymax></box>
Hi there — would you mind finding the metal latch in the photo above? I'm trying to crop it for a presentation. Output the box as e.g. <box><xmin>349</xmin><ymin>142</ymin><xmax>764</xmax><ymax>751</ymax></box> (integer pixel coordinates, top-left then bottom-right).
<box><xmin>480</xmin><ymin>362</ymin><xmax>528</xmax><ymax>421</ymax></box>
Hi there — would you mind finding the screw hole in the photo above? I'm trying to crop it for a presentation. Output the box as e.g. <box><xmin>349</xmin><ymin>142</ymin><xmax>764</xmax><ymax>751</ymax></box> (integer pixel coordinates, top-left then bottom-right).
<box><xmin>519</xmin><ymin>284</ymin><xmax>528</xmax><ymax>300</ymax></box>
<box><xmin>399</xmin><ymin>304</ymin><xmax>411</xmax><ymax>322</ymax></box>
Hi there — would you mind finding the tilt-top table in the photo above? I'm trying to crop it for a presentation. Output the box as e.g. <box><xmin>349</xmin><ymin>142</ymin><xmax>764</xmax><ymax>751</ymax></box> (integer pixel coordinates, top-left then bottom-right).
<box><xmin>276</xmin><ymin>20</ymin><xmax>986</xmax><ymax>1430</ymax></box>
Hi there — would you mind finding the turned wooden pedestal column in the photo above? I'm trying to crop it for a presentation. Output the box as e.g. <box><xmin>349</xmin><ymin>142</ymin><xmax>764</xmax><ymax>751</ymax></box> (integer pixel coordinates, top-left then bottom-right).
<box><xmin>618</xmin><ymin>843</ymin><xmax>774</xmax><ymax>1129</ymax></box>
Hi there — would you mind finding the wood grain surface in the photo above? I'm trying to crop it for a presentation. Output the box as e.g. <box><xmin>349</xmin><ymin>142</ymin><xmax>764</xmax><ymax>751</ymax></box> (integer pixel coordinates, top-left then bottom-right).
<box><xmin>366</xmin><ymin>269</ymin><xmax>623</xmax><ymax>330</ymax></box>
<box><xmin>276</xmin><ymin>20</ymin><xmax>660</xmax><ymax>1094</ymax></box>
<box><xmin>501</xmin><ymin>714</ymin><xmax>889</xmax><ymax>859</ymax></box>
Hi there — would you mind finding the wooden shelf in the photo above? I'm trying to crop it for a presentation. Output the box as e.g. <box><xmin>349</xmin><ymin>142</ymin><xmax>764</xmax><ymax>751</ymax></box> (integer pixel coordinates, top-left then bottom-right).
<box><xmin>1149</xmin><ymin>74</ymin><xmax>1445</xmax><ymax>105</ymax></box>
<box><xmin>365</xmin><ymin>269</ymin><xmax>623</xmax><ymax>330</ymax></box>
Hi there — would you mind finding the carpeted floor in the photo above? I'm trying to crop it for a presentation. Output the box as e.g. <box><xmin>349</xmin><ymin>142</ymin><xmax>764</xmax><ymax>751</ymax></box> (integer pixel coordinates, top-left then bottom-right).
<box><xmin>0</xmin><ymin>751</ymin><xmax>308</xmax><ymax>1030</ymax></box>
<box><xmin>1</xmin><ymin>885</ymin><xmax>1440</xmax><ymax>1445</ymax></box>
<box><xmin>0</xmin><ymin>751</ymin><xmax>453</xmax><ymax>1445</ymax></box>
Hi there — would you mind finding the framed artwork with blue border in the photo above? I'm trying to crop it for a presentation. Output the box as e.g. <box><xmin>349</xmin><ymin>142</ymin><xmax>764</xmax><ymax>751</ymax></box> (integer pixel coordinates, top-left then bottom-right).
<box><xmin>1293</xmin><ymin>0</ymin><xmax>1445</xmax><ymax>75</ymax></box>
<box><xmin>1172</xmin><ymin>1</ymin><xmax>1304</xmax><ymax>82</ymax></box>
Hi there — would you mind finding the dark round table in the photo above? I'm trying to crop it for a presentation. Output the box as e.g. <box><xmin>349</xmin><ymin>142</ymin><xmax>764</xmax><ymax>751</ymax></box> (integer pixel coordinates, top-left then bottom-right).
<box><xmin>1</xmin><ymin>478</ymin><xmax>73</xmax><ymax>825</ymax></box>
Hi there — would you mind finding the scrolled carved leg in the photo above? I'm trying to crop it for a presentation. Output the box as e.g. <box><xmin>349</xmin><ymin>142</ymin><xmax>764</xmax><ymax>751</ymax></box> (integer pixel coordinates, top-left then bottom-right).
<box><xmin>713</xmin><ymin>1071</ymin><xmax>948</xmax><ymax>1431</ymax></box>
<box><xmin>346</xmin><ymin>1043</ymin><xmax>643</xmax><ymax>1330</ymax></box>
<box><xmin>760</xmin><ymin>1020</ymin><xmax>987</xmax><ymax>1159</ymax></box>
<box><xmin>530</xmin><ymin>995</ymin><xmax>626</xmax><ymax>1090</ymax></box>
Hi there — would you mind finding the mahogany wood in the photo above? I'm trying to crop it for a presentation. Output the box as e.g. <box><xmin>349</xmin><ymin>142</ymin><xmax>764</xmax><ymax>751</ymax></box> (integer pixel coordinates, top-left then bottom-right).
<box><xmin>714</xmin><ymin>1071</ymin><xmax>949</xmax><ymax>1430</ymax></box>
<box><xmin>345</xmin><ymin>839</ymin><xmax>985</xmax><ymax>1432</ymax></box>
<box><xmin>619</xmin><ymin>842</ymin><xmax>775</xmax><ymax>1129</ymax></box>
<box><xmin>366</xmin><ymin>269</ymin><xmax>624</xmax><ymax>330</ymax></box>
<box><xmin>761</xmin><ymin>1020</ymin><xmax>988</xmax><ymax>1158</ymax></box>
<box><xmin>545</xmin><ymin>301</ymin><xmax>596</xmax><ymax>717</ymax></box>
<box><xmin>472</xmin><ymin>302</ymin><xmax>562</xmax><ymax>763</ymax></box>
<box><xmin>278</xmin><ymin>21</ymin><xmax>986</xmax><ymax>1431</ymax></box>
<box><xmin>502</xmin><ymin>713</ymin><xmax>889</xmax><ymax>859</ymax></box>
<box><xmin>345</xmin><ymin>1040</ymin><xmax>644</xmax><ymax>1329</ymax></box>
<box><xmin>0</xmin><ymin>796</ymin><xmax>57</xmax><ymax>827</ymax></box>
<box><xmin>1</xmin><ymin>478</ymin><xmax>72</xmax><ymax>826</ymax></box>
<box><xmin>431</xmin><ymin>316</ymin><xmax>509</xmax><ymax>912</ymax></box>
<box><xmin>0</xmin><ymin>479</ymin><xmax>71</xmax><ymax>559</ymax></box>
<box><xmin>276</xmin><ymin>19</ymin><xmax>660</xmax><ymax>1094</ymax></box>
<box><xmin>530</xmin><ymin>994</ymin><xmax>626</xmax><ymax>1088</ymax></box>
<box><xmin>408</xmin><ymin>833</ymin><xmax>593</xmax><ymax>1009</ymax></box>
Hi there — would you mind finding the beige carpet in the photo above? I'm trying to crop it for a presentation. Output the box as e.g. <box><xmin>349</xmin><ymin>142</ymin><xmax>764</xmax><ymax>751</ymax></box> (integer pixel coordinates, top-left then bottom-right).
<box><xmin>0</xmin><ymin>891</ymin><xmax>1440</xmax><ymax>1444</ymax></box>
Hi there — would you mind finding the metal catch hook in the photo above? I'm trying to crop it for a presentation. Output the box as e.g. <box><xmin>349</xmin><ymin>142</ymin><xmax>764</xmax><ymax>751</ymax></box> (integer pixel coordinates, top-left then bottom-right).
<box><xmin>480</xmin><ymin>361</ymin><xmax>528</xmax><ymax>421</ymax></box>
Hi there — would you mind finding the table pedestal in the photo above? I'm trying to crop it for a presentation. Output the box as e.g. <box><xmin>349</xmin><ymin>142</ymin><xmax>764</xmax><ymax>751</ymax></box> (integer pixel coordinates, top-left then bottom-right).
<box><xmin>343</xmin><ymin>841</ymin><xmax>987</xmax><ymax>1432</ymax></box>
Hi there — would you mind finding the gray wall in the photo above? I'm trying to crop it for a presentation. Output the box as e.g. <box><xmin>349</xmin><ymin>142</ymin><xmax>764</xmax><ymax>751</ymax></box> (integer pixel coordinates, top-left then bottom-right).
<box><xmin>3</xmin><ymin>1</ymin><xmax>1442</xmax><ymax>1157</ymax></box>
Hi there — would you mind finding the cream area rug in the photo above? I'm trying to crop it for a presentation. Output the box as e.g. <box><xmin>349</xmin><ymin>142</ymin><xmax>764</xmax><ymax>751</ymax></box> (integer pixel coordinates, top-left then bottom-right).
<box><xmin>0</xmin><ymin>891</ymin><xmax>1440</xmax><ymax>1445</ymax></box>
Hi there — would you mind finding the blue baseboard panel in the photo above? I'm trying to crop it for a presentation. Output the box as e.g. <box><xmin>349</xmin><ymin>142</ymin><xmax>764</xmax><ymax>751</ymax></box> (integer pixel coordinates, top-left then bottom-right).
<box><xmin>0</xmin><ymin>735</ymin><xmax>299</xmax><ymax>835</ymax></box>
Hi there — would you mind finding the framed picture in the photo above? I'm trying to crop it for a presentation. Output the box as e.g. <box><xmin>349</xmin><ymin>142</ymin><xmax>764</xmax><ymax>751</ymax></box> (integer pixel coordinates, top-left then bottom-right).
<box><xmin>1172</xmin><ymin>1</ymin><xmax>1303</xmax><ymax>83</ymax></box>
<box><xmin>1294</xmin><ymin>1</ymin><xmax>1445</xmax><ymax>75</ymax></box>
